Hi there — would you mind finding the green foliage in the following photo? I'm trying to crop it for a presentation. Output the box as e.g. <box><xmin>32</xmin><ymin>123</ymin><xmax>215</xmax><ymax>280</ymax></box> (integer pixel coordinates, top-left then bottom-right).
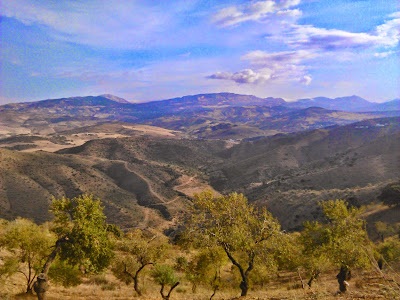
<box><xmin>51</xmin><ymin>194</ymin><xmax>114</xmax><ymax>273</ymax></box>
<box><xmin>151</xmin><ymin>264</ymin><xmax>179</xmax><ymax>287</ymax></box>
<box><xmin>377</xmin><ymin>237</ymin><xmax>400</xmax><ymax>264</ymax></box>
<box><xmin>0</xmin><ymin>218</ymin><xmax>55</xmax><ymax>292</ymax></box>
<box><xmin>248</xmin><ymin>258</ymin><xmax>276</xmax><ymax>287</ymax></box>
<box><xmin>186</xmin><ymin>192</ymin><xmax>281</xmax><ymax>252</ymax></box>
<box><xmin>378</xmin><ymin>181</ymin><xmax>400</xmax><ymax>206</ymax></box>
<box><xmin>185</xmin><ymin>191</ymin><xmax>282</xmax><ymax>296</ymax></box>
<box><xmin>375</xmin><ymin>221</ymin><xmax>400</xmax><ymax>241</ymax></box>
<box><xmin>185</xmin><ymin>248</ymin><xmax>227</xmax><ymax>291</ymax></box>
<box><xmin>112</xmin><ymin>229</ymin><xmax>168</xmax><ymax>295</ymax></box>
<box><xmin>271</xmin><ymin>232</ymin><xmax>301</xmax><ymax>272</ymax></box>
<box><xmin>174</xmin><ymin>256</ymin><xmax>189</xmax><ymax>271</ymax></box>
<box><xmin>0</xmin><ymin>257</ymin><xmax>19</xmax><ymax>278</ymax></box>
<box><xmin>48</xmin><ymin>259</ymin><xmax>82</xmax><ymax>287</ymax></box>
<box><xmin>300</xmin><ymin>200</ymin><xmax>371</xmax><ymax>271</ymax></box>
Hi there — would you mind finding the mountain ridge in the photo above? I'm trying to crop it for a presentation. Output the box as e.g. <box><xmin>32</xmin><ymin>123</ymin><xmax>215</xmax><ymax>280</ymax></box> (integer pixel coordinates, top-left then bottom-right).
<box><xmin>0</xmin><ymin>93</ymin><xmax>399</xmax><ymax>140</ymax></box>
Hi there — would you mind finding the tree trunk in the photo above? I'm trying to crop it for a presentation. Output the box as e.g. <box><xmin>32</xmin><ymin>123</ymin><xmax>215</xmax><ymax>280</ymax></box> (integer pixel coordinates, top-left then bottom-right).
<box><xmin>336</xmin><ymin>266</ymin><xmax>351</xmax><ymax>293</ymax></box>
<box><xmin>210</xmin><ymin>286</ymin><xmax>218</xmax><ymax>300</ymax></box>
<box><xmin>133</xmin><ymin>271</ymin><xmax>142</xmax><ymax>296</ymax></box>
<box><xmin>297</xmin><ymin>268</ymin><xmax>305</xmax><ymax>289</ymax></box>
<box><xmin>307</xmin><ymin>271</ymin><xmax>320</xmax><ymax>288</ymax></box>
<box><xmin>377</xmin><ymin>259</ymin><xmax>383</xmax><ymax>270</ymax></box>
<box><xmin>133</xmin><ymin>263</ymin><xmax>151</xmax><ymax>296</ymax></box>
<box><xmin>160</xmin><ymin>282</ymin><xmax>180</xmax><ymax>300</ymax></box>
<box><xmin>240</xmin><ymin>277</ymin><xmax>249</xmax><ymax>296</ymax></box>
<box><xmin>222</xmin><ymin>244</ymin><xmax>253</xmax><ymax>297</ymax></box>
<box><xmin>34</xmin><ymin>236</ymin><xmax>68</xmax><ymax>300</ymax></box>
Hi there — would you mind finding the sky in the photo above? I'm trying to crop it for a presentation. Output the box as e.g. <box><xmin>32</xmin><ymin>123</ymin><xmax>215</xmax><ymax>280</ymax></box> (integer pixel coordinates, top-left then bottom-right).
<box><xmin>0</xmin><ymin>0</ymin><xmax>399</xmax><ymax>104</ymax></box>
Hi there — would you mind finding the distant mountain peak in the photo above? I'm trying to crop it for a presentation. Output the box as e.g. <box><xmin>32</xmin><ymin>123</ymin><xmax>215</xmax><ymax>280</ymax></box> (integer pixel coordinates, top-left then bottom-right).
<box><xmin>99</xmin><ymin>94</ymin><xmax>130</xmax><ymax>103</ymax></box>
<box><xmin>288</xmin><ymin>95</ymin><xmax>375</xmax><ymax>112</ymax></box>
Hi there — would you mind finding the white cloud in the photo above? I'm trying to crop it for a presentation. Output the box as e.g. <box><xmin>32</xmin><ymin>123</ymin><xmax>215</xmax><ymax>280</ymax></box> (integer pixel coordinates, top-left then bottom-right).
<box><xmin>208</xmin><ymin>50</ymin><xmax>315</xmax><ymax>85</ymax></box>
<box><xmin>212</xmin><ymin>0</ymin><xmax>301</xmax><ymax>27</ymax></box>
<box><xmin>285</xmin><ymin>13</ymin><xmax>400</xmax><ymax>51</ymax></box>
<box><xmin>276</xmin><ymin>9</ymin><xmax>302</xmax><ymax>18</ymax></box>
<box><xmin>208</xmin><ymin>68</ymin><xmax>273</xmax><ymax>84</ymax></box>
<box><xmin>301</xmin><ymin>75</ymin><xmax>312</xmax><ymax>86</ymax></box>
<box><xmin>374</xmin><ymin>51</ymin><xmax>395</xmax><ymax>58</ymax></box>
<box><xmin>375</xmin><ymin>16</ymin><xmax>400</xmax><ymax>45</ymax></box>
<box><xmin>389</xmin><ymin>11</ymin><xmax>400</xmax><ymax>18</ymax></box>
<box><xmin>0</xmin><ymin>0</ymin><xmax>200</xmax><ymax>49</ymax></box>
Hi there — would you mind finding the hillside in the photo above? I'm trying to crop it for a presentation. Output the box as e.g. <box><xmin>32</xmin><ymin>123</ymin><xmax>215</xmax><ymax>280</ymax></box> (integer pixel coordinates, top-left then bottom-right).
<box><xmin>0</xmin><ymin>122</ymin><xmax>184</xmax><ymax>153</ymax></box>
<box><xmin>1</xmin><ymin>93</ymin><xmax>398</xmax><ymax>140</ymax></box>
<box><xmin>1</xmin><ymin>117</ymin><xmax>398</xmax><ymax>231</ymax></box>
<box><xmin>288</xmin><ymin>95</ymin><xmax>374</xmax><ymax>111</ymax></box>
<box><xmin>0</xmin><ymin>137</ymin><xmax>226</xmax><ymax>230</ymax></box>
<box><xmin>217</xmin><ymin>117</ymin><xmax>400</xmax><ymax>190</ymax></box>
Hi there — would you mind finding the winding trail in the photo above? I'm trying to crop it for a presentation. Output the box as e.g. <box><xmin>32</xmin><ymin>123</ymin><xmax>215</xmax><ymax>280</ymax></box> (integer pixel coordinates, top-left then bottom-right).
<box><xmin>139</xmin><ymin>207</ymin><xmax>151</xmax><ymax>229</ymax></box>
<box><xmin>123</xmin><ymin>161</ymin><xmax>167</xmax><ymax>204</ymax></box>
<box><xmin>173</xmin><ymin>175</ymin><xmax>195</xmax><ymax>190</ymax></box>
<box><xmin>123</xmin><ymin>161</ymin><xmax>184</xmax><ymax>206</ymax></box>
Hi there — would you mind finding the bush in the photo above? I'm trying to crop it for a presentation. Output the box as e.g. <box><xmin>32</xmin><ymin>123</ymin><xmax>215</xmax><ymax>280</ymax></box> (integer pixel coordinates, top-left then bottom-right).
<box><xmin>174</xmin><ymin>256</ymin><xmax>188</xmax><ymax>271</ymax></box>
<box><xmin>378</xmin><ymin>181</ymin><xmax>400</xmax><ymax>206</ymax></box>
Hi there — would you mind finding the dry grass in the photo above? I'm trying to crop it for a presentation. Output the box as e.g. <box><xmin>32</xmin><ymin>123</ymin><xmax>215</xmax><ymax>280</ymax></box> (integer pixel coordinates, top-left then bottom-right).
<box><xmin>2</xmin><ymin>265</ymin><xmax>399</xmax><ymax>300</ymax></box>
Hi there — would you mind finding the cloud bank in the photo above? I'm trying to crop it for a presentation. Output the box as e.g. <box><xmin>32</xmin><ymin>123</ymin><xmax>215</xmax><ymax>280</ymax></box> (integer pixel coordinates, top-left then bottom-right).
<box><xmin>212</xmin><ymin>0</ymin><xmax>301</xmax><ymax>27</ymax></box>
<box><xmin>208</xmin><ymin>3</ymin><xmax>400</xmax><ymax>86</ymax></box>
<box><xmin>208</xmin><ymin>50</ymin><xmax>315</xmax><ymax>85</ymax></box>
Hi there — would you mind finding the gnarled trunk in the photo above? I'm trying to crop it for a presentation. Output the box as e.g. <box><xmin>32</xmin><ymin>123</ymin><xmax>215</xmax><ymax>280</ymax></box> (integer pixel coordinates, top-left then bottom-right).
<box><xmin>123</xmin><ymin>262</ymin><xmax>152</xmax><ymax>296</ymax></box>
<box><xmin>222</xmin><ymin>244</ymin><xmax>254</xmax><ymax>297</ymax></box>
<box><xmin>34</xmin><ymin>236</ymin><xmax>69</xmax><ymax>300</ymax></box>
<box><xmin>336</xmin><ymin>265</ymin><xmax>351</xmax><ymax>293</ymax></box>
<box><xmin>239</xmin><ymin>278</ymin><xmax>249</xmax><ymax>296</ymax></box>
<box><xmin>308</xmin><ymin>270</ymin><xmax>320</xmax><ymax>288</ymax></box>
<box><xmin>160</xmin><ymin>282</ymin><xmax>180</xmax><ymax>300</ymax></box>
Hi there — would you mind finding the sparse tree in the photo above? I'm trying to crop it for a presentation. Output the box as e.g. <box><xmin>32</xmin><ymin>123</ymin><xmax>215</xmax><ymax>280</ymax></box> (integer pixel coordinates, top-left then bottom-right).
<box><xmin>378</xmin><ymin>181</ymin><xmax>400</xmax><ymax>207</ymax></box>
<box><xmin>0</xmin><ymin>218</ymin><xmax>55</xmax><ymax>294</ymax></box>
<box><xmin>33</xmin><ymin>194</ymin><xmax>114</xmax><ymax>300</ymax></box>
<box><xmin>185</xmin><ymin>248</ymin><xmax>227</xmax><ymax>299</ymax></box>
<box><xmin>376</xmin><ymin>237</ymin><xmax>400</xmax><ymax>268</ymax></box>
<box><xmin>300</xmin><ymin>200</ymin><xmax>371</xmax><ymax>293</ymax></box>
<box><xmin>184</xmin><ymin>191</ymin><xmax>281</xmax><ymax>296</ymax></box>
<box><xmin>375</xmin><ymin>221</ymin><xmax>399</xmax><ymax>242</ymax></box>
<box><xmin>300</xmin><ymin>221</ymin><xmax>332</xmax><ymax>287</ymax></box>
<box><xmin>112</xmin><ymin>229</ymin><xmax>168</xmax><ymax>296</ymax></box>
<box><xmin>151</xmin><ymin>264</ymin><xmax>180</xmax><ymax>300</ymax></box>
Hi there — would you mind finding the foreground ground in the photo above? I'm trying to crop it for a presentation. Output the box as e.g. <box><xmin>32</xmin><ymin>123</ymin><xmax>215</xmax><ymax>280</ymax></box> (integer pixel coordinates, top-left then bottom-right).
<box><xmin>2</xmin><ymin>267</ymin><xmax>399</xmax><ymax>300</ymax></box>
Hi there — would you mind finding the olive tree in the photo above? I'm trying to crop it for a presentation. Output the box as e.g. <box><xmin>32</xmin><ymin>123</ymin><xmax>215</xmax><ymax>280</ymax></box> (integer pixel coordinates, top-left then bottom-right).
<box><xmin>112</xmin><ymin>229</ymin><xmax>168</xmax><ymax>296</ymax></box>
<box><xmin>184</xmin><ymin>191</ymin><xmax>281</xmax><ymax>296</ymax></box>
<box><xmin>378</xmin><ymin>181</ymin><xmax>400</xmax><ymax>207</ymax></box>
<box><xmin>300</xmin><ymin>200</ymin><xmax>371</xmax><ymax>293</ymax></box>
<box><xmin>151</xmin><ymin>264</ymin><xmax>180</xmax><ymax>300</ymax></box>
<box><xmin>376</xmin><ymin>237</ymin><xmax>400</xmax><ymax>267</ymax></box>
<box><xmin>185</xmin><ymin>248</ymin><xmax>227</xmax><ymax>299</ymax></box>
<box><xmin>33</xmin><ymin>194</ymin><xmax>114</xmax><ymax>300</ymax></box>
<box><xmin>0</xmin><ymin>218</ymin><xmax>55</xmax><ymax>294</ymax></box>
<box><xmin>300</xmin><ymin>221</ymin><xmax>333</xmax><ymax>287</ymax></box>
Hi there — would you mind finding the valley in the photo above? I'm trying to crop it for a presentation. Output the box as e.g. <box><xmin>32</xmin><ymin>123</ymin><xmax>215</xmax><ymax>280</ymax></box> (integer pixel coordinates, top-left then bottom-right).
<box><xmin>2</xmin><ymin>3</ymin><xmax>399</xmax><ymax>298</ymax></box>
<box><xmin>0</xmin><ymin>93</ymin><xmax>399</xmax><ymax>234</ymax></box>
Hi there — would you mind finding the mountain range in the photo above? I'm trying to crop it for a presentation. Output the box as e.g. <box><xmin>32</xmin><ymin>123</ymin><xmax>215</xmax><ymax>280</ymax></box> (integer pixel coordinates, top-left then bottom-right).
<box><xmin>0</xmin><ymin>92</ymin><xmax>399</xmax><ymax>233</ymax></box>
<box><xmin>1</xmin><ymin>93</ymin><xmax>399</xmax><ymax>140</ymax></box>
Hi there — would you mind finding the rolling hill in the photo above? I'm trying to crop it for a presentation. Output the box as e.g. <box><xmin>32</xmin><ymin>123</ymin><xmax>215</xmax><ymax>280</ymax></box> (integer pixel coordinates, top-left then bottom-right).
<box><xmin>1</xmin><ymin>93</ymin><xmax>398</xmax><ymax>140</ymax></box>
<box><xmin>1</xmin><ymin>116</ymin><xmax>398</xmax><ymax>231</ymax></box>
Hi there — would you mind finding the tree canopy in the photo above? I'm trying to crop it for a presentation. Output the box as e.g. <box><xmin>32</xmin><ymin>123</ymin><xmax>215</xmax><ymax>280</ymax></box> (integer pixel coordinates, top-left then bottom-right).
<box><xmin>378</xmin><ymin>181</ymin><xmax>400</xmax><ymax>207</ymax></box>
<box><xmin>112</xmin><ymin>229</ymin><xmax>168</xmax><ymax>295</ymax></box>
<box><xmin>185</xmin><ymin>191</ymin><xmax>282</xmax><ymax>296</ymax></box>
<box><xmin>34</xmin><ymin>194</ymin><xmax>114</xmax><ymax>300</ymax></box>
<box><xmin>300</xmin><ymin>199</ymin><xmax>371</xmax><ymax>292</ymax></box>
<box><xmin>0</xmin><ymin>218</ymin><xmax>55</xmax><ymax>294</ymax></box>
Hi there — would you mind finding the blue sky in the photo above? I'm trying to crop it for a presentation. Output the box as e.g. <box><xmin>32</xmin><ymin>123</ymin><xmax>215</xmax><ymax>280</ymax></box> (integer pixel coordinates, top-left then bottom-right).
<box><xmin>0</xmin><ymin>0</ymin><xmax>399</xmax><ymax>104</ymax></box>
